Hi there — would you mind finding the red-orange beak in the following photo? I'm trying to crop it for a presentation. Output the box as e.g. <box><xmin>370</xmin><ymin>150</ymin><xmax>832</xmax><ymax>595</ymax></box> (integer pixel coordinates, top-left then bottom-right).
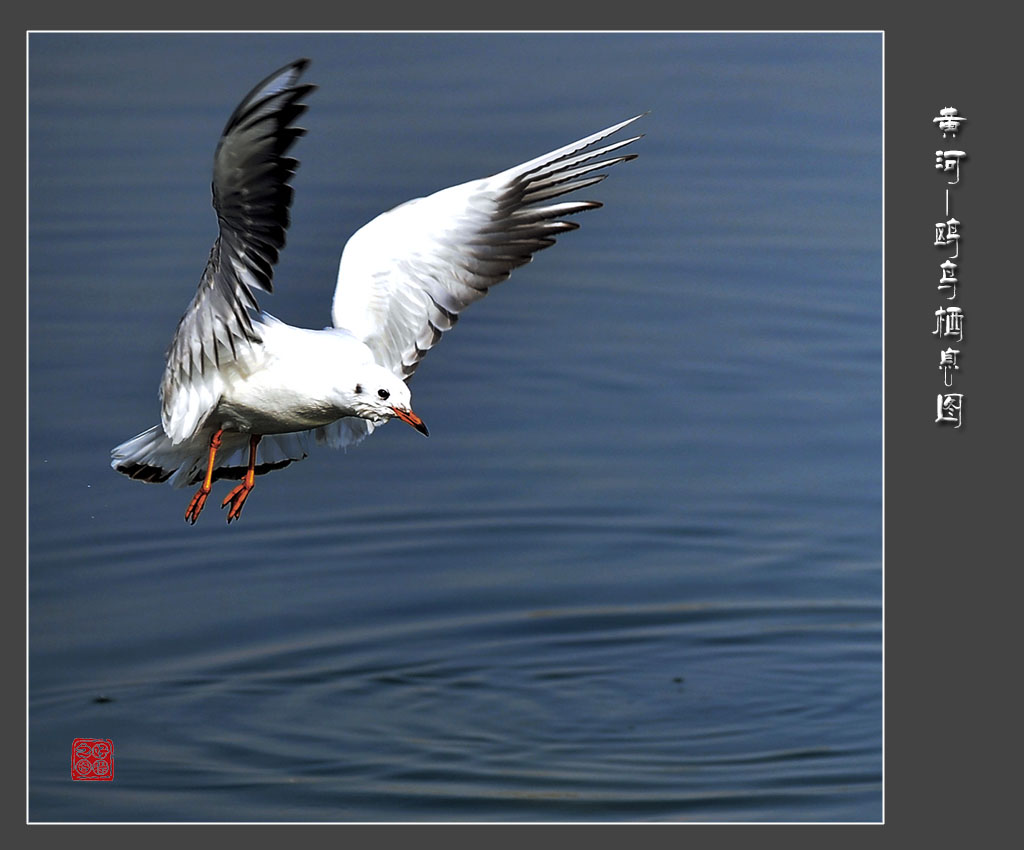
<box><xmin>391</xmin><ymin>406</ymin><xmax>429</xmax><ymax>436</ymax></box>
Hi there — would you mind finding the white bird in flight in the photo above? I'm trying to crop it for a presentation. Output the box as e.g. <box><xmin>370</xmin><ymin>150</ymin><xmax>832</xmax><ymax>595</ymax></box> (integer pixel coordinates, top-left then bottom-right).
<box><xmin>111</xmin><ymin>59</ymin><xmax>643</xmax><ymax>524</ymax></box>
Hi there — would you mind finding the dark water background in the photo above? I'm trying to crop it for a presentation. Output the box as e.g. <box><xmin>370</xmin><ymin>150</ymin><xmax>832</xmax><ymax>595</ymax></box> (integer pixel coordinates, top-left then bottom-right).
<box><xmin>29</xmin><ymin>32</ymin><xmax>882</xmax><ymax>821</ymax></box>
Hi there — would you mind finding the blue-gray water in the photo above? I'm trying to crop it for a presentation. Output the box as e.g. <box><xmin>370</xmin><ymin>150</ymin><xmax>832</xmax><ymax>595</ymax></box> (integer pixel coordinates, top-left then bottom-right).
<box><xmin>29</xmin><ymin>33</ymin><xmax>882</xmax><ymax>821</ymax></box>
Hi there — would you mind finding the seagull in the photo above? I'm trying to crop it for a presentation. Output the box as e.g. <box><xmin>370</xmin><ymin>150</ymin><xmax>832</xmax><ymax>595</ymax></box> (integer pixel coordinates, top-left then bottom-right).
<box><xmin>111</xmin><ymin>59</ymin><xmax>643</xmax><ymax>524</ymax></box>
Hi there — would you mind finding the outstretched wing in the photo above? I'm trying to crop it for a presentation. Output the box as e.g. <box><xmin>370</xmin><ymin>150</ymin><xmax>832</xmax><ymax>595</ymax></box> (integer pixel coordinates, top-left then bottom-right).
<box><xmin>159</xmin><ymin>59</ymin><xmax>315</xmax><ymax>444</ymax></box>
<box><xmin>330</xmin><ymin>114</ymin><xmax>644</xmax><ymax>379</ymax></box>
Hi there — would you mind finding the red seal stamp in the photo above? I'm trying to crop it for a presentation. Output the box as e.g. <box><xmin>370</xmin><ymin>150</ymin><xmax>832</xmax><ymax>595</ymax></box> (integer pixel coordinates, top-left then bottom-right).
<box><xmin>71</xmin><ymin>738</ymin><xmax>114</xmax><ymax>781</ymax></box>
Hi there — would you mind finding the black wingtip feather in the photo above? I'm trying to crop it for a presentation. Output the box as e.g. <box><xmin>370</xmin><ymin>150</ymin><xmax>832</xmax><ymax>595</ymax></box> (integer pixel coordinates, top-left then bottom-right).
<box><xmin>115</xmin><ymin>462</ymin><xmax>174</xmax><ymax>484</ymax></box>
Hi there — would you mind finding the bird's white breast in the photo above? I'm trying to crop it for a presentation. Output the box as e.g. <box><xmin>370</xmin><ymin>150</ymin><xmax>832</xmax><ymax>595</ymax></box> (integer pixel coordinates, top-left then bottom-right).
<box><xmin>212</xmin><ymin>318</ymin><xmax>375</xmax><ymax>435</ymax></box>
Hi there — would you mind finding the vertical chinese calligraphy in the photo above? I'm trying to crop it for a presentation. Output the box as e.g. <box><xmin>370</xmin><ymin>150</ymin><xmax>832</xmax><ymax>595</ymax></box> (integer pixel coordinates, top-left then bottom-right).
<box><xmin>933</xmin><ymin>107</ymin><xmax>966</xmax><ymax>428</ymax></box>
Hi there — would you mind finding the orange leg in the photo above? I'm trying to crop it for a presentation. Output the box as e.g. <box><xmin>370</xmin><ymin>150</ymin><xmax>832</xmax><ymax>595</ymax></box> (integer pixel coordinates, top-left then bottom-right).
<box><xmin>222</xmin><ymin>435</ymin><xmax>262</xmax><ymax>523</ymax></box>
<box><xmin>185</xmin><ymin>428</ymin><xmax>224</xmax><ymax>524</ymax></box>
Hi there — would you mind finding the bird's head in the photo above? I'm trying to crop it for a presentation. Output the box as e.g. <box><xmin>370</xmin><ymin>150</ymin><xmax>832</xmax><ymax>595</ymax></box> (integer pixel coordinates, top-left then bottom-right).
<box><xmin>343</xmin><ymin>366</ymin><xmax>428</xmax><ymax>436</ymax></box>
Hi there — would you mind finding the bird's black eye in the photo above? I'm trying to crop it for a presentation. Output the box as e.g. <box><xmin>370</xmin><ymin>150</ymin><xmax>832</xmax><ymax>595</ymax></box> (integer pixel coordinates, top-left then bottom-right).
<box><xmin>355</xmin><ymin>384</ymin><xmax>363</xmax><ymax>394</ymax></box>
<box><xmin>377</xmin><ymin>388</ymin><xmax>390</xmax><ymax>400</ymax></box>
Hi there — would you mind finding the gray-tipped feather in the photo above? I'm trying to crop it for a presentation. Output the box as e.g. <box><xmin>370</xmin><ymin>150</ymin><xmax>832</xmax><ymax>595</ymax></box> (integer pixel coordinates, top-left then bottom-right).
<box><xmin>160</xmin><ymin>59</ymin><xmax>315</xmax><ymax>444</ymax></box>
<box><xmin>331</xmin><ymin>113</ymin><xmax>645</xmax><ymax>380</ymax></box>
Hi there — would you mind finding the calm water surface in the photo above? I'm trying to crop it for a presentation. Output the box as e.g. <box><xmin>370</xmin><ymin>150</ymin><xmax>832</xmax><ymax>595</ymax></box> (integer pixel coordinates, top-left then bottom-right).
<box><xmin>29</xmin><ymin>33</ymin><xmax>882</xmax><ymax>821</ymax></box>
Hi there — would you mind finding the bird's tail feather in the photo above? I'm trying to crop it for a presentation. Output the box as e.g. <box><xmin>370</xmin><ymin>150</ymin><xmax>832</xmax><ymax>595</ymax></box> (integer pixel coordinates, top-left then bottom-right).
<box><xmin>111</xmin><ymin>425</ymin><xmax>312</xmax><ymax>488</ymax></box>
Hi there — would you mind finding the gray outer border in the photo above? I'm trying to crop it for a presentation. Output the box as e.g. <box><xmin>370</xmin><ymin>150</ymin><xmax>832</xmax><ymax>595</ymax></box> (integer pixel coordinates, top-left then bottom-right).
<box><xmin>13</xmin><ymin>1</ymin><xmax>1020</xmax><ymax>844</ymax></box>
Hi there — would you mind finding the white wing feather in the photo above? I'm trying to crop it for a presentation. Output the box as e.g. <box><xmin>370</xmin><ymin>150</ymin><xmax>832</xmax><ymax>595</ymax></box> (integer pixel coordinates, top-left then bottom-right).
<box><xmin>331</xmin><ymin>115</ymin><xmax>644</xmax><ymax>379</ymax></box>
